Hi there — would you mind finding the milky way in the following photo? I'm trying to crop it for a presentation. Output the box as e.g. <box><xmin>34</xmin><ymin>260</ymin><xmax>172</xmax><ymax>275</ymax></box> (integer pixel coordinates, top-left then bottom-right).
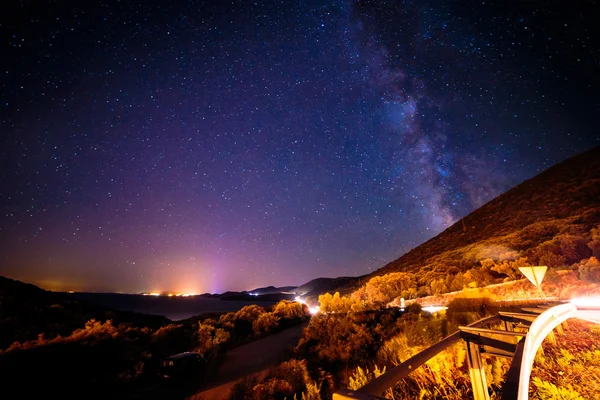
<box><xmin>1</xmin><ymin>1</ymin><xmax>598</xmax><ymax>293</ymax></box>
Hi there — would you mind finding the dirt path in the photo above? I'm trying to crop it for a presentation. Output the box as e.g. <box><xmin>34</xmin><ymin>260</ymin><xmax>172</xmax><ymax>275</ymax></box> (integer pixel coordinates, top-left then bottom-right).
<box><xmin>189</xmin><ymin>322</ymin><xmax>308</xmax><ymax>400</ymax></box>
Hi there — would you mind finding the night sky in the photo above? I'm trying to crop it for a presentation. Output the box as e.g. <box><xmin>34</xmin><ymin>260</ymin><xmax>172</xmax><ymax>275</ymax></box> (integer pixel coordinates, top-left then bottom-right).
<box><xmin>1</xmin><ymin>1</ymin><xmax>598</xmax><ymax>294</ymax></box>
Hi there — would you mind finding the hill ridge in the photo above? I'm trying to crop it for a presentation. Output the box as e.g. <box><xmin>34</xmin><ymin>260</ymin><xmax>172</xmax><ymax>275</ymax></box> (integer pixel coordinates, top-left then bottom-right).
<box><xmin>367</xmin><ymin>145</ymin><xmax>600</xmax><ymax>278</ymax></box>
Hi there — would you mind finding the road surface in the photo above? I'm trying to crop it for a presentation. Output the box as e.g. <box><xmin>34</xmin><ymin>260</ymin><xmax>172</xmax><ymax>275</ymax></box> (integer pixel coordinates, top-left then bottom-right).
<box><xmin>189</xmin><ymin>322</ymin><xmax>308</xmax><ymax>400</ymax></box>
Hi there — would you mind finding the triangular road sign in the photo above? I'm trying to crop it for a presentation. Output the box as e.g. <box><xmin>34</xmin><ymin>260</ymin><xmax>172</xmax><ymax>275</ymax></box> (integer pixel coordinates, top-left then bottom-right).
<box><xmin>518</xmin><ymin>266</ymin><xmax>547</xmax><ymax>288</ymax></box>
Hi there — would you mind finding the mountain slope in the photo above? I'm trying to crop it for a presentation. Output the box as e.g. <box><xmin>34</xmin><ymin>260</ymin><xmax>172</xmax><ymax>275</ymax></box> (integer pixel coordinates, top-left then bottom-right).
<box><xmin>369</xmin><ymin>145</ymin><xmax>600</xmax><ymax>279</ymax></box>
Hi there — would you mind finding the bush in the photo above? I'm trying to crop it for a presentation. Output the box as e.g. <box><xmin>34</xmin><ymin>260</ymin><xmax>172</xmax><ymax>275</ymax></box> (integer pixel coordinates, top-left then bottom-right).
<box><xmin>347</xmin><ymin>365</ymin><xmax>386</xmax><ymax>391</ymax></box>
<box><xmin>376</xmin><ymin>335</ymin><xmax>415</xmax><ymax>367</ymax></box>
<box><xmin>296</xmin><ymin>314</ymin><xmax>374</xmax><ymax>368</ymax></box>
<box><xmin>578</xmin><ymin>257</ymin><xmax>600</xmax><ymax>282</ymax></box>
<box><xmin>446</xmin><ymin>296</ymin><xmax>497</xmax><ymax>326</ymax></box>
<box><xmin>273</xmin><ymin>300</ymin><xmax>308</xmax><ymax>320</ymax></box>
<box><xmin>531</xmin><ymin>377</ymin><xmax>584</xmax><ymax>400</ymax></box>
<box><xmin>252</xmin><ymin>312</ymin><xmax>280</xmax><ymax>335</ymax></box>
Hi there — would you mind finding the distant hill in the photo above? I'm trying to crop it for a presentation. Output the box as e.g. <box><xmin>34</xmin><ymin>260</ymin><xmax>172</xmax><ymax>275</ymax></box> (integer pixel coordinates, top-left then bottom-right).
<box><xmin>296</xmin><ymin>276</ymin><xmax>361</xmax><ymax>300</ymax></box>
<box><xmin>0</xmin><ymin>276</ymin><xmax>168</xmax><ymax>349</ymax></box>
<box><xmin>244</xmin><ymin>285</ymin><xmax>298</xmax><ymax>295</ymax></box>
<box><xmin>366</xmin><ymin>145</ymin><xmax>600</xmax><ymax>280</ymax></box>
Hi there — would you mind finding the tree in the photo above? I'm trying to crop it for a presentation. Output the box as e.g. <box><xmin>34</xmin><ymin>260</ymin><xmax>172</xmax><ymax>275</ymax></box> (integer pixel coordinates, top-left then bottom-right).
<box><xmin>491</xmin><ymin>257</ymin><xmax>530</xmax><ymax>280</ymax></box>
<box><xmin>578</xmin><ymin>257</ymin><xmax>600</xmax><ymax>282</ymax></box>
<box><xmin>252</xmin><ymin>312</ymin><xmax>280</xmax><ymax>335</ymax></box>
<box><xmin>430</xmin><ymin>278</ymin><xmax>448</xmax><ymax>295</ymax></box>
<box><xmin>589</xmin><ymin>226</ymin><xmax>600</xmax><ymax>258</ymax></box>
<box><xmin>297</xmin><ymin>314</ymin><xmax>374</xmax><ymax>366</ymax></box>
<box><xmin>273</xmin><ymin>300</ymin><xmax>307</xmax><ymax>319</ymax></box>
<box><xmin>352</xmin><ymin>272</ymin><xmax>417</xmax><ymax>307</ymax></box>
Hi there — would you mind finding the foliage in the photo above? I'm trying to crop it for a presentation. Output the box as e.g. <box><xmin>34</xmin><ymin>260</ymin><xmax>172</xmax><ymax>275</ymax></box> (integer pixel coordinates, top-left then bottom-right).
<box><xmin>273</xmin><ymin>300</ymin><xmax>308</xmax><ymax>319</ymax></box>
<box><xmin>348</xmin><ymin>365</ymin><xmax>386</xmax><ymax>391</ymax></box>
<box><xmin>589</xmin><ymin>225</ymin><xmax>600</xmax><ymax>257</ymax></box>
<box><xmin>530</xmin><ymin>320</ymin><xmax>600</xmax><ymax>400</ymax></box>
<box><xmin>228</xmin><ymin>376</ymin><xmax>259</xmax><ymax>400</ymax></box>
<box><xmin>577</xmin><ymin>256</ymin><xmax>600</xmax><ymax>282</ymax></box>
<box><xmin>252</xmin><ymin>378</ymin><xmax>294</xmax><ymax>399</ymax></box>
<box><xmin>197</xmin><ymin>323</ymin><xmax>230</xmax><ymax>357</ymax></box>
<box><xmin>531</xmin><ymin>378</ymin><xmax>584</xmax><ymax>400</ymax></box>
<box><xmin>351</xmin><ymin>272</ymin><xmax>417</xmax><ymax>307</ymax></box>
<box><xmin>376</xmin><ymin>335</ymin><xmax>416</xmax><ymax>366</ymax></box>
<box><xmin>252</xmin><ymin>312</ymin><xmax>280</xmax><ymax>335</ymax></box>
<box><xmin>446</xmin><ymin>296</ymin><xmax>497</xmax><ymax>326</ymax></box>
<box><xmin>228</xmin><ymin>359</ymin><xmax>320</xmax><ymax>400</ymax></box>
<box><xmin>297</xmin><ymin>314</ymin><xmax>375</xmax><ymax>367</ymax></box>
<box><xmin>318</xmin><ymin>292</ymin><xmax>356</xmax><ymax>313</ymax></box>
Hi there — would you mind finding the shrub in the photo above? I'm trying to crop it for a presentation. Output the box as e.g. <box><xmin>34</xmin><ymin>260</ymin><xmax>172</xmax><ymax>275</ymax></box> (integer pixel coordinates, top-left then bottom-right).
<box><xmin>347</xmin><ymin>365</ymin><xmax>386</xmax><ymax>391</ymax></box>
<box><xmin>228</xmin><ymin>375</ymin><xmax>259</xmax><ymax>400</ymax></box>
<box><xmin>268</xmin><ymin>359</ymin><xmax>312</xmax><ymax>394</ymax></box>
<box><xmin>273</xmin><ymin>300</ymin><xmax>308</xmax><ymax>319</ymax></box>
<box><xmin>252</xmin><ymin>312</ymin><xmax>280</xmax><ymax>335</ymax></box>
<box><xmin>446</xmin><ymin>296</ymin><xmax>497</xmax><ymax>326</ymax></box>
<box><xmin>296</xmin><ymin>314</ymin><xmax>374</xmax><ymax>367</ymax></box>
<box><xmin>531</xmin><ymin>377</ymin><xmax>584</xmax><ymax>400</ymax></box>
<box><xmin>578</xmin><ymin>257</ymin><xmax>600</xmax><ymax>282</ymax></box>
<box><xmin>252</xmin><ymin>378</ymin><xmax>294</xmax><ymax>399</ymax></box>
<box><xmin>376</xmin><ymin>335</ymin><xmax>415</xmax><ymax>367</ymax></box>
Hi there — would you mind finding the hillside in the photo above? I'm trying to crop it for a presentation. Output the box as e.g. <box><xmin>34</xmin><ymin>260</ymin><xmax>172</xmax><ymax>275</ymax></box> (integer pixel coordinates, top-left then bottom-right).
<box><xmin>302</xmin><ymin>145</ymin><xmax>600</xmax><ymax>306</ymax></box>
<box><xmin>0</xmin><ymin>276</ymin><xmax>169</xmax><ymax>349</ymax></box>
<box><xmin>365</xmin><ymin>146</ymin><xmax>600</xmax><ymax>279</ymax></box>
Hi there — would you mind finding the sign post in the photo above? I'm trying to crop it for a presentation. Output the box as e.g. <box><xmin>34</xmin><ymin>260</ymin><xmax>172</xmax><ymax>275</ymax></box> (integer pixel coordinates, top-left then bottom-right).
<box><xmin>518</xmin><ymin>266</ymin><xmax>547</xmax><ymax>299</ymax></box>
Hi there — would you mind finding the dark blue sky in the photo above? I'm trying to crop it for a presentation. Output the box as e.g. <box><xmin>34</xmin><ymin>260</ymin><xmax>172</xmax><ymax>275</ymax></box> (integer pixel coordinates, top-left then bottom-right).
<box><xmin>1</xmin><ymin>0</ymin><xmax>598</xmax><ymax>293</ymax></box>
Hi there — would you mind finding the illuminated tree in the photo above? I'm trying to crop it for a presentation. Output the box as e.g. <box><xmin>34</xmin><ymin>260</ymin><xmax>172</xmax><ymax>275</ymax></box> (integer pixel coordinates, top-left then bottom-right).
<box><xmin>578</xmin><ymin>256</ymin><xmax>600</xmax><ymax>282</ymax></box>
<box><xmin>197</xmin><ymin>323</ymin><xmax>230</xmax><ymax>356</ymax></box>
<box><xmin>298</xmin><ymin>314</ymin><xmax>374</xmax><ymax>366</ymax></box>
<box><xmin>273</xmin><ymin>300</ymin><xmax>307</xmax><ymax>319</ymax></box>
<box><xmin>252</xmin><ymin>312</ymin><xmax>280</xmax><ymax>335</ymax></box>
<box><xmin>491</xmin><ymin>257</ymin><xmax>530</xmax><ymax>280</ymax></box>
<box><xmin>351</xmin><ymin>272</ymin><xmax>417</xmax><ymax>307</ymax></box>
<box><xmin>589</xmin><ymin>225</ymin><xmax>600</xmax><ymax>258</ymax></box>
<box><xmin>430</xmin><ymin>278</ymin><xmax>448</xmax><ymax>295</ymax></box>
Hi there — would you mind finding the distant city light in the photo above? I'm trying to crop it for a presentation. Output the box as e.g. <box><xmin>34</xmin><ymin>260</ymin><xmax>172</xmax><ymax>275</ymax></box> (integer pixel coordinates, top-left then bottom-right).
<box><xmin>142</xmin><ymin>292</ymin><xmax>195</xmax><ymax>297</ymax></box>
<box><xmin>249</xmin><ymin>293</ymin><xmax>259</xmax><ymax>296</ymax></box>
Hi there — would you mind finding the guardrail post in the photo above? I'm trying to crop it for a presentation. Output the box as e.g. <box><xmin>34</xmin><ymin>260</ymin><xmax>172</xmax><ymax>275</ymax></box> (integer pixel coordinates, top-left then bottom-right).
<box><xmin>466</xmin><ymin>340</ymin><xmax>490</xmax><ymax>400</ymax></box>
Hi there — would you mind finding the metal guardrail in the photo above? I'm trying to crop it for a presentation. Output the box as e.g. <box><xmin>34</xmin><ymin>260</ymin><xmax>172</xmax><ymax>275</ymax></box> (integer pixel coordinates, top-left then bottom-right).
<box><xmin>502</xmin><ymin>303</ymin><xmax>577</xmax><ymax>400</ymax></box>
<box><xmin>335</xmin><ymin>303</ymin><xmax>578</xmax><ymax>400</ymax></box>
<box><xmin>333</xmin><ymin>315</ymin><xmax>502</xmax><ymax>399</ymax></box>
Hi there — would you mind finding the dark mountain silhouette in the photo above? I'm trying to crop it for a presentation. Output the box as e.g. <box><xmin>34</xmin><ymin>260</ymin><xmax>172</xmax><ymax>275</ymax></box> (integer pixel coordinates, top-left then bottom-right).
<box><xmin>0</xmin><ymin>276</ymin><xmax>169</xmax><ymax>349</ymax></box>
<box><xmin>244</xmin><ymin>285</ymin><xmax>298</xmax><ymax>294</ymax></box>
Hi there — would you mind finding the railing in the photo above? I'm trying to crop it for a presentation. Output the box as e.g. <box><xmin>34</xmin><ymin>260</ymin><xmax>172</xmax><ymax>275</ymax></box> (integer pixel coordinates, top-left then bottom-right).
<box><xmin>334</xmin><ymin>315</ymin><xmax>503</xmax><ymax>400</ymax></box>
<box><xmin>502</xmin><ymin>303</ymin><xmax>577</xmax><ymax>400</ymax></box>
<box><xmin>334</xmin><ymin>303</ymin><xmax>577</xmax><ymax>400</ymax></box>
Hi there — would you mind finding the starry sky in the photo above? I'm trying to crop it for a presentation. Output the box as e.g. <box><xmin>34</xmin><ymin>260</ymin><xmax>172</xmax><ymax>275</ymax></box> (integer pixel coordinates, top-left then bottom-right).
<box><xmin>1</xmin><ymin>0</ymin><xmax>598</xmax><ymax>294</ymax></box>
